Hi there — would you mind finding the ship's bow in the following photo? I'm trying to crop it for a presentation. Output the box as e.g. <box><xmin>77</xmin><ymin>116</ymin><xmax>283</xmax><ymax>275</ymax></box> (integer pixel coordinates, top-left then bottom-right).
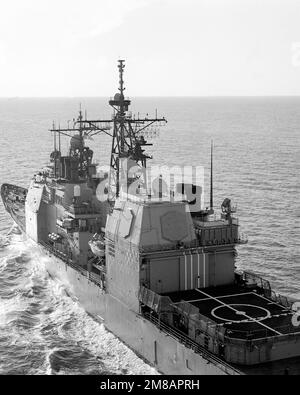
<box><xmin>1</xmin><ymin>183</ymin><xmax>27</xmax><ymax>231</ymax></box>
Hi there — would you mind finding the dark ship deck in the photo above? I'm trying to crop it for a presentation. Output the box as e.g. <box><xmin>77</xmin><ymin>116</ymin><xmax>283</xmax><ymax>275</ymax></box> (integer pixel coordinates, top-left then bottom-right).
<box><xmin>165</xmin><ymin>285</ymin><xmax>299</xmax><ymax>340</ymax></box>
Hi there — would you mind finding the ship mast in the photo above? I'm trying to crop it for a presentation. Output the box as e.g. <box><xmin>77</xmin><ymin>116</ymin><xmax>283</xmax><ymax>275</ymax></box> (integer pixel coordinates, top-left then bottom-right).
<box><xmin>108</xmin><ymin>60</ymin><xmax>167</xmax><ymax>199</ymax></box>
<box><xmin>210</xmin><ymin>140</ymin><xmax>214</xmax><ymax>211</ymax></box>
<box><xmin>49</xmin><ymin>60</ymin><xmax>167</xmax><ymax>200</ymax></box>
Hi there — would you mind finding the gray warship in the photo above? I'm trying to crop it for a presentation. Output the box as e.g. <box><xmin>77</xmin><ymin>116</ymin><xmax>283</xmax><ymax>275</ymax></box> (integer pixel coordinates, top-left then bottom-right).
<box><xmin>1</xmin><ymin>61</ymin><xmax>300</xmax><ymax>375</ymax></box>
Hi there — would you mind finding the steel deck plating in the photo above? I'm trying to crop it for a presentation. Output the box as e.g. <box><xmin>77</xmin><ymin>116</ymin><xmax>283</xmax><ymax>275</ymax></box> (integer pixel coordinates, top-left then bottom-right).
<box><xmin>165</xmin><ymin>285</ymin><xmax>299</xmax><ymax>340</ymax></box>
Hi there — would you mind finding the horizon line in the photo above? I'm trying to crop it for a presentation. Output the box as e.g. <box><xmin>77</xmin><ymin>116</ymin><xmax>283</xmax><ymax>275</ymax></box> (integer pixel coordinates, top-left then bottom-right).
<box><xmin>1</xmin><ymin>95</ymin><xmax>300</xmax><ymax>99</ymax></box>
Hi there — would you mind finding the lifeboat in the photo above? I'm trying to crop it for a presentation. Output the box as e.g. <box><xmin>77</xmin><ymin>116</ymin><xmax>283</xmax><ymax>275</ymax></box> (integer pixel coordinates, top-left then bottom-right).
<box><xmin>89</xmin><ymin>233</ymin><xmax>105</xmax><ymax>257</ymax></box>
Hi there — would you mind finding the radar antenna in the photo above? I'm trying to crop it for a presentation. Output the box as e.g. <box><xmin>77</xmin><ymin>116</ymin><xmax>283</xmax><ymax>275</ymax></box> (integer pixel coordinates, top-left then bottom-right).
<box><xmin>210</xmin><ymin>140</ymin><xmax>214</xmax><ymax>211</ymax></box>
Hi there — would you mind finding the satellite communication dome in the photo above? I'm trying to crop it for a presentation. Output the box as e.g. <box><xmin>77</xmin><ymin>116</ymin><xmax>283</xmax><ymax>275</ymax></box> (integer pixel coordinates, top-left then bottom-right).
<box><xmin>114</xmin><ymin>93</ymin><xmax>121</xmax><ymax>101</ymax></box>
<box><xmin>70</xmin><ymin>134</ymin><xmax>83</xmax><ymax>150</ymax></box>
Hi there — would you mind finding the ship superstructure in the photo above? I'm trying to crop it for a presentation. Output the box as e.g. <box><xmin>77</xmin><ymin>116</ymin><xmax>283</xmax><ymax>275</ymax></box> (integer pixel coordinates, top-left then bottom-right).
<box><xmin>1</xmin><ymin>61</ymin><xmax>300</xmax><ymax>375</ymax></box>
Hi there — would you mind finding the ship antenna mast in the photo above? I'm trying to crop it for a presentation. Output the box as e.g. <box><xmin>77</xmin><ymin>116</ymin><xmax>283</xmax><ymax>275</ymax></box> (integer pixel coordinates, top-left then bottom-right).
<box><xmin>118</xmin><ymin>59</ymin><xmax>126</xmax><ymax>151</ymax></box>
<box><xmin>210</xmin><ymin>140</ymin><xmax>214</xmax><ymax>211</ymax></box>
<box><xmin>119</xmin><ymin>60</ymin><xmax>125</xmax><ymax>112</ymax></box>
<box><xmin>108</xmin><ymin>60</ymin><xmax>167</xmax><ymax>200</ymax></box>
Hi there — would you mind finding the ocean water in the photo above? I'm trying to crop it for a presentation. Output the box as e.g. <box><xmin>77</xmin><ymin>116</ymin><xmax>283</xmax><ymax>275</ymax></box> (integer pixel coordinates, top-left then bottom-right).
<box><xmin>0</xmin><ymin>97</ymin><xmax>299</xmax><ymax>374</ymax></box>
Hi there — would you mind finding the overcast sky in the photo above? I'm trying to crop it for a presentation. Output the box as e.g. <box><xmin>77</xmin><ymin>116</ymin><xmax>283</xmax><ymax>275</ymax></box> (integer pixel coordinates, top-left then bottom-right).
<box><xmin>0</xmin><ymin>0</ymin><xmax>300</xmax><ymax>96</ymax></box>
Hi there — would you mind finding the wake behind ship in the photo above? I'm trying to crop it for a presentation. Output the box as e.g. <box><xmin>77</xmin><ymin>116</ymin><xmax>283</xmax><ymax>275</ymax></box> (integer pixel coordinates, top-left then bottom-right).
<box><xmin>1</xmin><ymin>61</ymin><xmax>300</xmax><ymax>375</ymax></box>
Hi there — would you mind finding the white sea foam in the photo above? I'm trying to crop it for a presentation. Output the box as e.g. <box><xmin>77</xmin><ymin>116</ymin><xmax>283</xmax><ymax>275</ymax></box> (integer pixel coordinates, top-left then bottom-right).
<box><xmin>42</xmin><ymin>273</ymin><xmax>158</xmax><ymax>375</ymax></box>
<box><xmin>0</xmin><ymin>231</ymin><xmax>158</xmax><ymax>374</ymax></box>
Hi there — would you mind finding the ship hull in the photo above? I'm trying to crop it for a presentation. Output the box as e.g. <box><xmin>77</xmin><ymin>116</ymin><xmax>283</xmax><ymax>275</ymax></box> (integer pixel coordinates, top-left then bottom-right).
<box><xmin>1</xmin><ymin>184</ymin><xmax>300</xmax><ymax>375</ymax></box>
<box><xmin>42</xmin><ymin>248</ymin><xmax>237</xmax><ymax>375</ymax></box>
<box><xmin>4</xmin><ymin>183</ymin><xmax>300</xmax><ymax>374</ymax></box>
<box><xmin>1</xmin><ymin>184</ymin><xmax>239</xmax><ymax>374</ymax></box>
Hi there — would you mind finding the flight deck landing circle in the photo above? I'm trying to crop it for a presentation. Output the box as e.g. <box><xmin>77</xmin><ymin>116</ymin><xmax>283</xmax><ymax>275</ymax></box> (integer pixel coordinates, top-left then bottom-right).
<box><xmin>211</xmin><ymin>304</ymin><xmax>271</xmax><ymax>323</ymax></box>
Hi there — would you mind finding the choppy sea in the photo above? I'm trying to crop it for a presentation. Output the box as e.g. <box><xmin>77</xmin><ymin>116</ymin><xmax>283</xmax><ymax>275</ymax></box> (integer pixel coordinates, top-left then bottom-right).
<box><xmin>0</xmin><ymin>97</ymin><xmax>299</xmax><ymax>374</ymax></box>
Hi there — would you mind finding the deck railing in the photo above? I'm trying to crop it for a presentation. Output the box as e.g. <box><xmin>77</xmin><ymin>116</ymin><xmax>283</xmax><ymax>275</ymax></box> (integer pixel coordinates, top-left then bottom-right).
<box><xmin>242</xmin><ymin>271</ymin><xmax>294</xmax><ymax>309</ymax></box>
<box><xmin>267</xmin><ymin>289</ymin><xmax>294</xmax><ymax>309</ymax></box>
<box><xmin>63</xmin><ymin>202</ymin><xmax>99</xmax><ymax>216</ymax></box>
<box><xmin>225</xmin><ymin>319</ymin><xmax>300</xmax><ymax>344</ymax></box>
<box><xmin>243</xmin><ymin>271</ymin><xmax>271</xmax><ymax>290</ymax></box>
<box><xmin>137</xmin><ymin>232</ymin><xmax>249</xmax><ymax>255</ymax></box>
<box><xmin>39</xmin><ymin>241</ymin><xmax>103</xmax><ymax>288</ymax></box>
<box><xmin>143</xmin><ymin>312</ymin><xmax>241</xmax><ymax>375</ymax></box>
